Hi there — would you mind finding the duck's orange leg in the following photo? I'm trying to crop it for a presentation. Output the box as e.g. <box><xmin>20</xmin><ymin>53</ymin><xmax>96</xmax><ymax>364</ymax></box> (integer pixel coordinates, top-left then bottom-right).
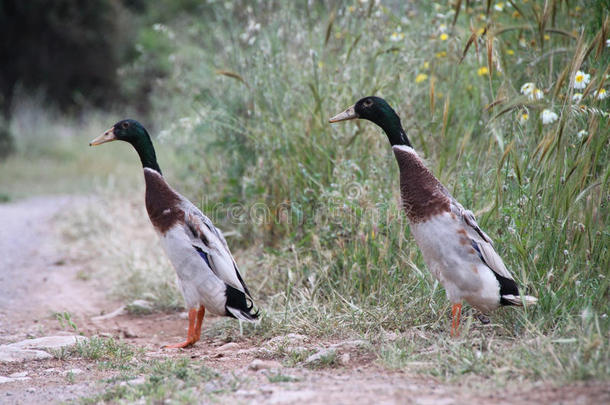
<box><xmin>451</xmin><ymin>303</ymin><xmax>462</xmax><ymax>337</ymax></box>
<box><xmin>193</xmin><ymin>306</ymin><xmax>205</xmax><ymax>341</ymax></box>
<box><xmin>164</xmin><ymin>308</ymin><xmax>198</xmax><ymax>349</ymax></box>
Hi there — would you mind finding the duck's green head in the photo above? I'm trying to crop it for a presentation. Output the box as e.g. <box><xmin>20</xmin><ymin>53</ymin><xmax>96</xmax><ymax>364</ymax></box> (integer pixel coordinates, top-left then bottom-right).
<box><xmin>90</xmin><ymin>119</ymin><xmax>161</xmax><ymax>173</ymax></box>
<box><xmin>329</xmin><ymin>96</ymin><xmax>411</xmax><ymax>147</ymax></box>
<box><xmin>89</xmin><ymin>119</ymin><xmax>148</xmax><ymax>146</ymax></box>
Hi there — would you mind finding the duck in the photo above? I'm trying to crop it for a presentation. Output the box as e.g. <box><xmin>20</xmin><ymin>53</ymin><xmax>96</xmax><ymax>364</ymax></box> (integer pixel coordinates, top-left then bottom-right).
<box><xmin>329</xmin><ymin>96</ymin><xmax>537</xmax><ymax>336</ymax></box>
<box><xmin>89</xmin><ymin>119</ymin><xmax>258</xmax><ymax>348</ymax></box>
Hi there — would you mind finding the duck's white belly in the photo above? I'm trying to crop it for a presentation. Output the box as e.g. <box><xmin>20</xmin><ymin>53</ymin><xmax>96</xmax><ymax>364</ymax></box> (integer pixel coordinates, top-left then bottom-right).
<box><xmin>409</xmin><ymin>212</ymin><xmax>500</xmax><ymax>312</ymax></box>
<box><xmin>158</xmin><ymin>226</ymin><xmax>227</xmax><ymax>315</ymax></box>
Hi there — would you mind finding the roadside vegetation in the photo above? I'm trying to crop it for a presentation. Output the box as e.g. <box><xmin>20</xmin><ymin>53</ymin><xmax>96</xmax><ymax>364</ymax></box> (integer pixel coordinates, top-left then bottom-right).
<box><xmin>2</xmin><ymin>0</ymin><xmax>608</xmax><ymax>401</ymax></box>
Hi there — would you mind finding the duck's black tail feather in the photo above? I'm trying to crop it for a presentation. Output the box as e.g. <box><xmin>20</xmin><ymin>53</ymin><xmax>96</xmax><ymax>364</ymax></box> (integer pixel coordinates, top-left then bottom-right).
<box><xmin>491</xmin><ymin>270</ymin><xmax>538</xmax><ymax>306</ymax></box>
<box><xmin>225</xmin><ymin>284</ymin><xmax>259</xmax><ymax>321</ymax></box>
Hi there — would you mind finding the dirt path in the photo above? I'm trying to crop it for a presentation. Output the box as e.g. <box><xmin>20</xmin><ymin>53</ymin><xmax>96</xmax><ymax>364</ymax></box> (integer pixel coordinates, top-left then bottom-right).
<box><xmin>0</xmin><ymin>196</ymin><xmax>608</xmax><ymax>404</ymax></box>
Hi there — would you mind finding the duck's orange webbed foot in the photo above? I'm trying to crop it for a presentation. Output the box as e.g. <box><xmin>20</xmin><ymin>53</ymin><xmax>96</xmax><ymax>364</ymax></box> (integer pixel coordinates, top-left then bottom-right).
<box><xmin>163</xmin><ymin>307</ymin><xmax>201</xmax><ymax>349</ymax></box>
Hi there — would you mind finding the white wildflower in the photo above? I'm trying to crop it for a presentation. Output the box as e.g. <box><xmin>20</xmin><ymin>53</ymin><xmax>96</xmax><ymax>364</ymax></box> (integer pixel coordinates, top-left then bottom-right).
<box><xmin>606</xmin><ymin>39</ymin><xmax>610</xmax><ymax>48</ymax></box>
<box><xmin>572</xmin><ymin>93</ymin><xmax>583</xmax><ymax>103</ymax></box>
<box><xmin>573</xmin><ymin>70</ymin><xmax>590</xmax><ymax>89</ymax></box>
<box><xmin>494</xmin><ymin>3</ymin><xmax>504</xmax><ymax>11</ymax></box>
<box><xmin>531</xmin><ymin>88</ymin><xmax>544</xmax><ymax>100</ymax></box>
<box><xmin>593</xmin><ymin>88</ymin><xmax>607</xmax><ymax>100</ymax></box>
<box><xmin>541</xmin><ymin>109</ymin><xmax>558</xmax><ymax>125</ymax></box>
<box><xmin>577</xmin><ymin>130</ymin><xmax>588</xmax><ymax>139</ymax></box>
<box><xmin>520</xmin><ymin>82</ymin><xmax>535</xmax><ymax>96</ymax></box>
<box><xmin>390</xmin><ymin>31</ymin><xmax>405</xmax><ymax>42</ymax></box>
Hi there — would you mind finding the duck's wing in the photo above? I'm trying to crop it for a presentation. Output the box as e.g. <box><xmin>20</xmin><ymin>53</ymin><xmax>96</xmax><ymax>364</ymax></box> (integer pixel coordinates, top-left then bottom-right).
<box><xmin>181</xmin><ymin>200</ymin><xmax>252</xmax><ymax>297</ymax></box>
<box><xmin>442</xmin><ymin>188</ymin><xmax>515</xmax><ymax>282</ymax></box>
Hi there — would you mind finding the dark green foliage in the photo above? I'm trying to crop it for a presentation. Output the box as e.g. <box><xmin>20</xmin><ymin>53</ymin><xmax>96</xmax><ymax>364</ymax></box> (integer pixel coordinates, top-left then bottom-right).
<box><xmin>0</xmin><ymin>0</ymin><xmax>134</xmax><ymax>111</ymax></box>
<box><xmin>0</xmin><ymin>119</ymin><xmax>13</xmax><ymax>158</ymax></box>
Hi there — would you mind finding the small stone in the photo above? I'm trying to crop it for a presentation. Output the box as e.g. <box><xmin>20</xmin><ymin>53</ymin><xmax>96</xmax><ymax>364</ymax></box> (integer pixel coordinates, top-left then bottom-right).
<box><xmin>236</xmin><ymin>348</ymin><xmax>257</xmax><ymax>355</ymax></box>
<box><xmin>91</xmin><ymin>306</ymin><xmax>126</xmax><ymax>321</ymax></box>
<box><xmin>340</xmin><ymin>353</ymin><xmax>351</xmax><ymax>365</ymax></box>
<box><xmin>235</xmin><ymin>389</ymin><xmax>257</xmax><ymax>397</ymax></box>
<box><xmin>65</xmin><ymin>368</ymin><xmax>83</xmax><ymax>375</ymax></box>
<box><xmin>128</xmin><ymin>376</ymin><xmax>146</xmax><ymax>386</ymax></box>
<box><xmin>0</xmin><ymin>348</ymin><xmax>52</xmax><ymax>363</ymax></box>
<box><xmin>304</xmin><ymin>348</ymin><xmax>336</xmax><ymax>365</ymax></box>
<box><xmin>0</xmin><ymin>376</ymin><xmax>14</xmax><ymax>384</ymax></box>
<box><xmin>3</xmin><ymin>335</ymin><xmax>86</xmax><ymax>351</ymax></box>
<box><xmin>127</xmin><ymin>299</ymin><xmax>153</xmax><ymax>313</ymax></box>
<box><xmin>121</xmin><ymin>328</ymin><xmax>138</xmax><ymax>338</ymax></box>
<box><xmin>8</xmin><ymin>372</ymin><xmax>27</xmax><ymax>378</ymax></box>
<box><xmin>329</xmin><ymin>339</ymin><xmax>367</xmax><ymax>350</ymax></box>
<box><xmin>259</xmin><ymin>385</ymin><xmax>275</xmax><ymax>395</ymax></box>
<box><xmin>119</xmin><ymin>376</ymin><xmax>145</xmax><ymax>387</ymax></box>
<box><xmin>217</xmin><ymin>342</ymin><xmax>239</xmax><ymax>351</ymax></box>
<box><xmin>26</xmin><ymin>387</ymin><xmax>36</xmax><ymax>393</ymax></box>
<box><xmin>204</xmin><ymin>381</ymin><xmax>220</xmax><ymax>393</ymax></box>
<box><xmin>248</xmin><ymin>359</ymin><xmax>282</xmax><ymax>371</ymax></box>
<box><xmin>266</xmin><ymin>333</ymin><xmax>307</xmax><ymax>347</ymax></box>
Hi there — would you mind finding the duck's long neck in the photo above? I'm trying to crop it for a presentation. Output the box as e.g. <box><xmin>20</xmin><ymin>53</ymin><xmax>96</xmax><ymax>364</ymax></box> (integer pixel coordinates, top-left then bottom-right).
<box><xmin>377</xmin><ymin>114</ymin><xmax>412</xmax><ymax>147</ymax></box>
<box><xmin>131</xmin><ymin>136</ymin><xmax>162</xmax><ymax>175</ymax></box>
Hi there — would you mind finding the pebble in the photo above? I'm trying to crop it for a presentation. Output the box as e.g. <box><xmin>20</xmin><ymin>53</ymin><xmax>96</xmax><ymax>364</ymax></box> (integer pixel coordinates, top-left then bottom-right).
<box><xmin>8</xmin><ymin>372</ymin><xmax>28</xmax><ymax>378</ymax></box>
<box><xmin>304</xmin><ymin>348</ymin><xmax>337</xmax><ymax>365</ymax></box>
<box><xmin>217</xmin><ymin>342</ymin><xmax>239</xmax><ymax>351</ymax></box>
<box><xmin>248</xmin><ymin>359</ymin><xmax>282</xmax><ymax>371</ymax></box>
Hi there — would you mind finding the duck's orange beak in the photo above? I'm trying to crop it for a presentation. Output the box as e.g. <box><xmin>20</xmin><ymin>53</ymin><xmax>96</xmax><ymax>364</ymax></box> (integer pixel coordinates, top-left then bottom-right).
<box><xmin>329</xmin><ymin>105</ymin><xmax>358</xmax><ymax>123</ymax></box>
<box><xmin>89</xmin><ymin>128</ymin><xmax>116</xmax><ymax>146</ymax></box>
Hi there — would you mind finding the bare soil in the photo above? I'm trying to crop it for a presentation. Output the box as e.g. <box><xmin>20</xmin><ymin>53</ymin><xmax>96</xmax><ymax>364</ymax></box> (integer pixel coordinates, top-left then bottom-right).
<box><xmin>0</xmin><ymin>196</ymin><xmax>608</xmax><ymax>404</ymax></box>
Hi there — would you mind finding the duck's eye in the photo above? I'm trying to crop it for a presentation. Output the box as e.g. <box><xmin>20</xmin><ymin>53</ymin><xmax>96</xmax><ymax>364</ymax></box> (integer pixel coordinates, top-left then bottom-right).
<box><xmin>122</xmin><ymin>122</ymin><xmax>129</xmax><ymax>129</ymax></box>
<box><xmin>363</xmin><ymin>99</ymin><xmax>373</xmax><ymax>107</ymax></box>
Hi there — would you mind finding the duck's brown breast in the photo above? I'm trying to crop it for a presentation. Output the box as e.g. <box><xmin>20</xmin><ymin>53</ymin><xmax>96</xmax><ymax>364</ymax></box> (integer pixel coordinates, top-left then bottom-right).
<box><xmin>392</xmin><ymin>146</ymin><xmax>450</xmax><ymax>223</ymax></box>
<box><xmin>144</xmin><ymin>168</ymin><xmax>184</xmax><ymax>234</ymax></box>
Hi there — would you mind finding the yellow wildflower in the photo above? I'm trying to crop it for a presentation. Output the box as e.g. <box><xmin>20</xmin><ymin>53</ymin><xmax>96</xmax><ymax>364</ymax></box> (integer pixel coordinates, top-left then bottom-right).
<box><xmin>423</xmin><ymin>61</ymin><xmax>430</xmax><ymax>69</ymax></box>
<box><xmin>477</xmin><ymin>66</ymin><xmax>489</xmax><ymax>76</ymax></box>
<box><xmin>506</xmin><ymin>49</ymin><xmax>515</xmax><ymax>55</ymax></box>
<box><xmin>544</xmin><ymin>34</ymin><xmax>550</xmax><ymax>40</ymax></box>
<box><xmin>440</xmin><ymin>33</ymin><xmax>448</xmax><ymax>41</ymax></box>
<box><xmin>518</xmin><ymin>111</ymin><xmax>529</xmax><ymax>125</ymax></box>
<box><xmin>476</xmin><ymin>27</ymin><xmax>485</xmax><ymax>36</ymax></box>
<box><xmin>435</xmin><ymin>51</ymin><xmax>447</xmax><ymax>58</ymax></box>
<box><xmin>415</xmin><ymin>73</ymin><xmax>428</xmax><ymax>83</ymax></box>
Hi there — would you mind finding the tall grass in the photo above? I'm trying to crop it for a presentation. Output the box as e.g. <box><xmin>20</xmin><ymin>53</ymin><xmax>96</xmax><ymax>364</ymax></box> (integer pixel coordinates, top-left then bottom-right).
<box><xmin>68</xmin><ymin>0</ymin><xmax>608</xmax><ymax>383</ymax></box>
